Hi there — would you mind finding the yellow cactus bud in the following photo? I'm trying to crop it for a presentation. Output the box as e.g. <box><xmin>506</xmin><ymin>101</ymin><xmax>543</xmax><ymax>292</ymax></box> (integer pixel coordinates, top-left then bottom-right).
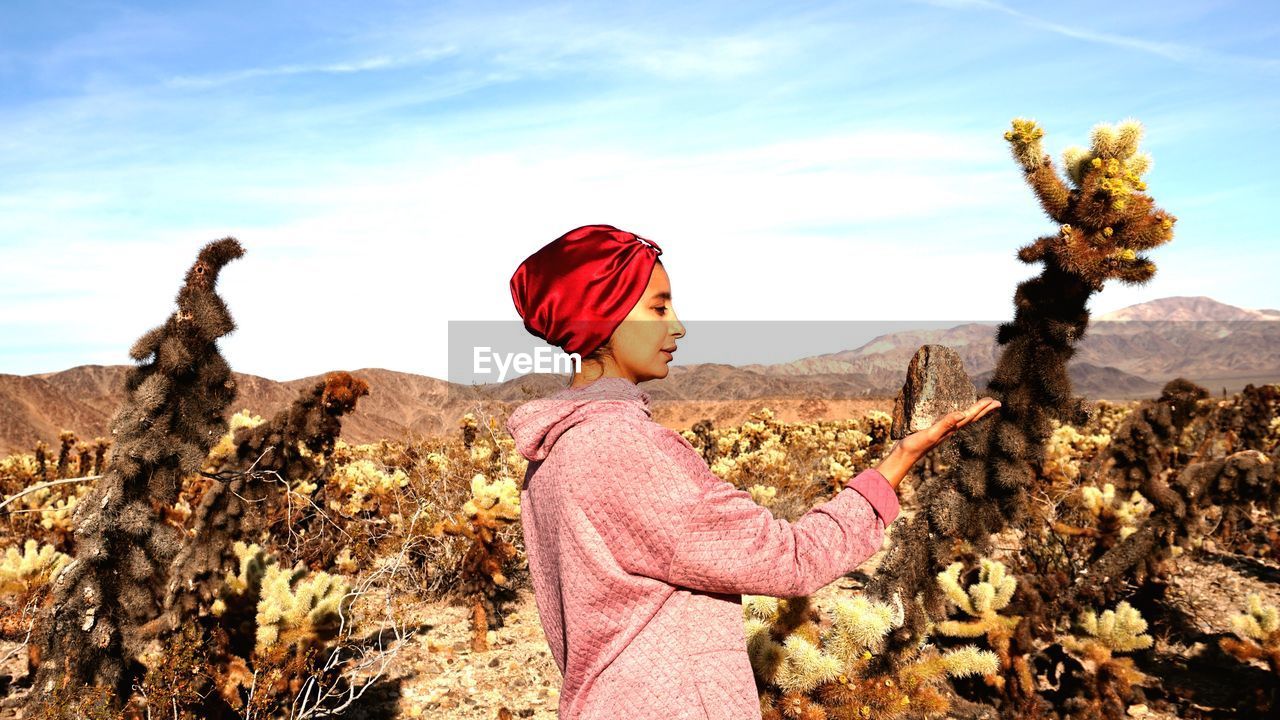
<box><xmin>1103</xmin><ymin>226</ymin><xmax>1114</xmax><ymax>237</ymax></box>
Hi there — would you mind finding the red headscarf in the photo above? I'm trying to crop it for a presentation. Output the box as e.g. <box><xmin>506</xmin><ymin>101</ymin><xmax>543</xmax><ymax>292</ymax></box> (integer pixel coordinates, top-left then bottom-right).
<box><xmin>510</xmin><ymin>224</ymin><xmax>663</xmax><ymax>357</ymax></box>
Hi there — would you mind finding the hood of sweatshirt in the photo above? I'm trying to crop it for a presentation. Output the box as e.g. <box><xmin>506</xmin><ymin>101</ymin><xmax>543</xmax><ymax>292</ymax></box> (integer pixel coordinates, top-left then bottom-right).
<box><xmin>505</xmin><ymin>377</ymin><xmax>654</xmax><ymax>463</ymax></box>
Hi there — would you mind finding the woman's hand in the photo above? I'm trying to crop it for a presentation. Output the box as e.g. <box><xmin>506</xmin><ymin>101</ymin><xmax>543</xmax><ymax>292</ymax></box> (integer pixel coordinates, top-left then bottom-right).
<box><xmin>874</xmin><ymin>397</ymin><xmax>1003</xmax><ymax>490</ymax></box>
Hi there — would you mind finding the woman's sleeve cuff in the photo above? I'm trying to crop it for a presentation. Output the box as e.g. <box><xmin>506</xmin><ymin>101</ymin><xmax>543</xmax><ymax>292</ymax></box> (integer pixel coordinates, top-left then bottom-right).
<box><xmin>845</xmin><ymin>468</ymin><xmax>900</xmax><ymax>526</ymax></box>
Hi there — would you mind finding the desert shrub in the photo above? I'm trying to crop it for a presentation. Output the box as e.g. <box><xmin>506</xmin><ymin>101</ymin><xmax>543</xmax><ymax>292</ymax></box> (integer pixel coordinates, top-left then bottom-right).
<box><xmin>681</xmin><ymin>407</ymin><xmax>894</xmax><ymax>521</ymax></box>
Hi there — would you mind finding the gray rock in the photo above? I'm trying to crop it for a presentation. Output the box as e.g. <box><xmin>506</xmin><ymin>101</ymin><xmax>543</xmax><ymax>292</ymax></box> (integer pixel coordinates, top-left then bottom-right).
<box><xmin>891</xmin><ymin>345</ymin><xmax>977</xmax><ymax>439</ymax></box>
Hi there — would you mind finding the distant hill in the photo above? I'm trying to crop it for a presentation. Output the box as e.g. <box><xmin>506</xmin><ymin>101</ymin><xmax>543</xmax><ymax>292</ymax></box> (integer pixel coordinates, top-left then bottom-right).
<box><xmin>2</xmin><ymin>296</ymin><xmax>1277</xmax><ymax>455</ymax></box>
<box><xmin>732</xmin><ymin>296</ymin><xmax>1279</xmax><ymax>393</ymax></box>
<box><xmin>1096</xmin><ymin>295</ymin><xmax>1280</xmax><ymax>322</ymax></box>
<box><xmin>971</xmin><ymin>363</ymin><xmax>1161</xmax><ymax>400</ymax></box>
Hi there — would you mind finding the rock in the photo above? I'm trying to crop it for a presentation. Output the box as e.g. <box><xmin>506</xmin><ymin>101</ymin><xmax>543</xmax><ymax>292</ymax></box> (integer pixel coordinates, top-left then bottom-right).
<box><xmin>891</xmin><ymin>345</ymin><xmax>977</xmax><ymax>439</ymax></box>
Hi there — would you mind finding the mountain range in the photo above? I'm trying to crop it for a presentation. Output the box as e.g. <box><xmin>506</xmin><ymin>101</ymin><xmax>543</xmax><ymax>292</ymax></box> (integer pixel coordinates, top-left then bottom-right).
<box><xmin>1</xmin><ymin>296</ymin><xmax>1276</xmax><ymax>456</ymax></box>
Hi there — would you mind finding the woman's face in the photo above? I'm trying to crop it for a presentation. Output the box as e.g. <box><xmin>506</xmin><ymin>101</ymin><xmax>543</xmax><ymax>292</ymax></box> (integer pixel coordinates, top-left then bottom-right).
<box><xmin>606</xmin><ymin>262</ymin><xmax>685</xmax><ymax>384</ymax></box>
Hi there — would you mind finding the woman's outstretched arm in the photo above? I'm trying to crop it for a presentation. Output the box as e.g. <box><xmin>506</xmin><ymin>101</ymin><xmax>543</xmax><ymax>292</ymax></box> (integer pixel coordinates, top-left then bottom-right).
<box><xmin>555</xmin><ymin>398</ymin><xmax>1000</xmax><ymax>598</ymax></box>
<box><xmin>665</xmin><ymin>461</ymin><xmax>898</xmax><ymax>597</ymax></box>
<box><xmin>557</xmin><ymin>417</ymin><xmax>899</xmax><ymax>598</ymax></box>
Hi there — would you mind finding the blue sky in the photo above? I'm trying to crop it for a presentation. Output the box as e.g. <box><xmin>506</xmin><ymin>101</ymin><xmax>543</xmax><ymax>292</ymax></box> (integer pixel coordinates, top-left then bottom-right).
<box><xmin>1</xmin><ymin>0</ymin><xmax>1277</xmax><ymax>381</ymax></box>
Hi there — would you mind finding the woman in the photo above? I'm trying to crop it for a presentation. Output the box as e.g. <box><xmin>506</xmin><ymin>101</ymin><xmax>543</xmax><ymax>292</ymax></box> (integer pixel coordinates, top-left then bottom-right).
<box><xmin>505</xmin><ymin>225</ymin><xmax>1001</xmax><ymax>720</ymax></box>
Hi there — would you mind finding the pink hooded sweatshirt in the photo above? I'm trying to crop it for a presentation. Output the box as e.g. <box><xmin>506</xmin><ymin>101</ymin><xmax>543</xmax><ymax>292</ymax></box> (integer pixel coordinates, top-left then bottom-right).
<box><xmin>505</xmin><ymin>377</ymin><xmax>900</xmax><ymax>720</ymax></box>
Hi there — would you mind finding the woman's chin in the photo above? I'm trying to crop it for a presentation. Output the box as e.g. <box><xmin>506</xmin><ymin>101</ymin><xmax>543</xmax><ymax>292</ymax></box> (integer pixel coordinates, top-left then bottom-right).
<box><xmin>646</xmin><ymin>363</ymin><xmax>671</xmax><ymax>381</ymax></box>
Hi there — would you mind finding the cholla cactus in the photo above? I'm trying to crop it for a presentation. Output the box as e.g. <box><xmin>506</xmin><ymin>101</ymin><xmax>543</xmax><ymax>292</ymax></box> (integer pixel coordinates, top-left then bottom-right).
<box><xmin>0</xmin><ymin>453</ymin><xmax>40</xmax><ymax>484</ymax></box>
<box><xmin>1005</xmin><ymin>117</ymin><xmax>1174</xmax><ymax>289</ymax></box>
<box><xmin>40</xmin><ymin>492</ymin><xmax>80</xmax><ymax>537</ymax></box>
<box><xmin>1059</xmin><ymin>601</ymin><xmax>1152</xmax><ymax>719</ymax></box>
<box><xmin>935</xmin><ymin>644</ymin><xmax>1001</xmax><ymax>679</ymax></box>
<box><xmin>1081</xmin><ymin>484</ymin><xmax>1152</xmax><ymax>541</ymax></box>
<box><xmin>33</xmin><ymin>238</ymin><xmax>245</xmax><ymax>705</ymax></box>
<box><xmin>862</xmin><ymin>410</ymin><xmax>893</xmax><ymax>449</ymax></box>
<box><xmin>463</xmin><ymin>473</ymin><xmax>521</xmax><ymax>523</ymax></box>
<box><xmin>34</xmin><ymin>440</ymin><xmax>49</xmax><ymax>481</ymax></box>
<box><xmin>774</xmin><ymin>634</ymin><xmax>844</xmax><ymax>694</ymax></box>
<box><xmin>1220</xmin><ymin>593</ymin><xmax>1280</xmax><ymax>675</ymax></box>
<box><xmin>470</xmin><ymin>442</ymin><xmax>494</xmax><ymax>464</ymax></box>
<box><xmin>90</xmin><ymin>437</ymin><xmax>111</xmax><ymax>476</ymax></box>
<box><xmin>824</xmin><ymin>594</ymin><xmax>905</xmax><ymax>660</ymax></box>
<box><xmin>1231</xmin><ymin>593</ymin><xmax>1280</xmax><ymax>643</ymax></box>
<box><xmin>749</xmin><ymin>484</ymin><xmax>778</xmax><ymax>507</ymax></box>
<box><xmin>0</xmin><ymin>540</ymin><xmax>70</xmax><ymax>597</ymax></box>
<box><xmin>937</xmin><ymin>559</ymin><xmax>1017</xmax><ymax>628</ymax></box>
<box><xmin>744</xmin><ymin>594</ymin><xmax>995</xmax><ymax>720</ymax></box>
<box><xmin>3</xmin><ymin>476</ymin><xmax>86</xmax><ymax>547</ymax></box>
<box><xmin>435</xmin><ymin>473</ymin><xmax>522</xmax><ymax>651</ymax></box>
<box><xmin>692</xmin><ymin>411</ymin><xmax>890</xmax><ymax>521</ymax></box>
<box><xmin>204</xmin><ymin>541</ymin><xmax>352</xmax><ymax>711</ymax></box>
<box><xmin>329</xmin><ymin>458</ymin><xmax>410</xmax><ymax>517</ymax></box>
<box><xmin>254</xmin><ymin>561</ymin><xmax>351</xmax><ymax>657</ymax></box>
<box><xmin>1054</xmin><ymin>482</ymin><xmax>1156</xmax><ymax>563</ymax></box>
<box><xmin>204</xmin><ymin>409</ymin><xmax>266</xmax><ymax>469</ymax></box>
<box><xmin>935</xmin><ymin>558</ymin><xmax>1022</xmax><ymax>691</ymax></box>
<box><xmin>163</xmin><ymin>371</ymin><xmax>369</xmax><ymax>633</ymax></box>
<box><xmin>215</xmin><ymin>541</ymin><xmax>351</xmax><ymax>657</ymax></box>
<box><xmin>1042</xmin><ymin>420</ymin><xmax>1112</xmax><ymax>486</ymax></box>
<box><xmin>54</xmin><ymin>429</ymin><xmax>77</xmax><ymax>479</ymax></box>
<box><xmin>1074</xmin><ymin>601</ymin><xmax>1153</xmax><ymax>653</ymax></box>
<box><xmin>424</xmin><ymin>450</ymin><xmax>450</xmax><ymax>474</ymax></box>
<box><xmin>460</xmin><ymin>412</ymin><xmax>480</xmax><ymax>448</ymax></box>
<box><xmin>867</xmin><ymin>118</ymin><xmax>1176</xmax><ymax>663</ymax></box>
<box><xmin>1060</xmin><ymin>119</ymin><xmax>1152</xmax><ymax>194</ymax></box>
<box><xmin>223</xmin><ymin>541</ymin><xmax>267</xmax><ymax>591</ymax></box>
<box><xmin>827</xmin><ymin>458</ymin><xmax>856</xmax><ymax>485</ymax></box>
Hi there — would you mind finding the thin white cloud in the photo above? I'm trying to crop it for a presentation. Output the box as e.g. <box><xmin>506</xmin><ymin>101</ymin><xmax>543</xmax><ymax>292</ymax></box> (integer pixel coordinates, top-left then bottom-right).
<box><xmin>617</xmin><ymin>34</ymin><xmax>776</xmax><ymax>79</ymax></box>
<box><xmin>918</xmin><ymin>0</ymin><xmax>1280</xmax><ymax>70</ymax></box>
<box><xmin>165</xmin><ymin>45</ymin><xmax>458</xmax><ymax>88</ymax></box>
<box><xmin>357</xmin><ymin>3</ymin><xmax>818</xmax><ymax>83</ymax></box>
<box><xmin>160</xmin><ymin>11</ymin><xmax>791</xmax><ymax>92</ymax></box>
